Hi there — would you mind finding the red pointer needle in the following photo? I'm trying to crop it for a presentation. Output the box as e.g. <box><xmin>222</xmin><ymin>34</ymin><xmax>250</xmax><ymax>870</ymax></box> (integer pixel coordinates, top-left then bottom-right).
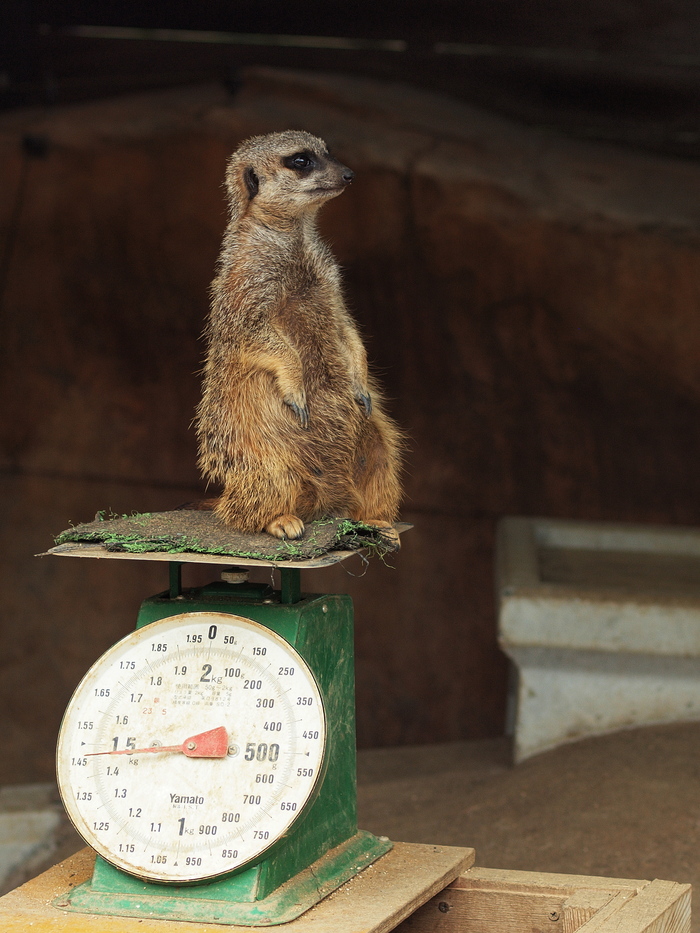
<box><xmin>85</xmin><ymin>726</ymin><xmax>229</xmax><ymax>759</ymax></box>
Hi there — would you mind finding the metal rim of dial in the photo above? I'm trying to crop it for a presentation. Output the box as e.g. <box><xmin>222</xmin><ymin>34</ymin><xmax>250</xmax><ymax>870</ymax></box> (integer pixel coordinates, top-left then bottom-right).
<box><xmin>56</xmin><ymin>611</ymin><xmax>326</xmax><ymax>884</ymax></box>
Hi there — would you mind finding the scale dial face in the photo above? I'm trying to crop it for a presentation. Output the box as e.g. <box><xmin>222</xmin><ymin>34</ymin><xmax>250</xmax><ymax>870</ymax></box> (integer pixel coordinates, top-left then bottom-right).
<box><xmin>56</xmin><ymin>611</ymin><xmax>326</xmax><ymax>883</ymax></box>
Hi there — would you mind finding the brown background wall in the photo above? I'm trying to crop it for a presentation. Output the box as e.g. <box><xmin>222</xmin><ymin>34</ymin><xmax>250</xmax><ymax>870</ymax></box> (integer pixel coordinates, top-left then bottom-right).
<box><xmin>3</xmin><ymin>67</ymin><xmax>700</xmax><ymax>783</ymax></box>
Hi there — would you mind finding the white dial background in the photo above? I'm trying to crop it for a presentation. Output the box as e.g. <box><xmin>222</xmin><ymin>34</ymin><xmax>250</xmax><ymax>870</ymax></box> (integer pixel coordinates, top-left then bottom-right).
<box><xmin>56</xmin><ymin>612</ymin><xmax>326</xmax><ymax>883</ymax></box>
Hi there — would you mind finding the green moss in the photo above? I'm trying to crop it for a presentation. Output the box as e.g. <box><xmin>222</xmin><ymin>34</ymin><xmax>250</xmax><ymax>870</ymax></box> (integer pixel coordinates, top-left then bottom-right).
<box><xmin>54</xmin><ymin>511</ymin><xmax>400</xmax><ymax>562</ymax></box>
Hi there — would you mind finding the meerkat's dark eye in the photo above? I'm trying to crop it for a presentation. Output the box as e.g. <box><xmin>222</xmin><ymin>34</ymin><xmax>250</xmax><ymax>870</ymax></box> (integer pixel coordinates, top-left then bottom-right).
<box><xmin>283</xmin><ymin>151</ymin><xmax>316</xmax><ymax>172</ymax></box>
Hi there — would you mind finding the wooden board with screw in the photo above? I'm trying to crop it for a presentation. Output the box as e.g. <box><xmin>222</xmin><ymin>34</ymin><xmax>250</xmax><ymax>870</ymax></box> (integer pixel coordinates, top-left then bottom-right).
<box><xmin>0</xmin><ymin>847</ymin><xmax>689</xmax><ymax>933</ymax></box>
<box><xmin>394</xmin><ymin>865</ymin><xmax>690</xmax><ymax>933</ymax></box>
<box><xmin>0</xmin><ymin>842</ymin><xmax>474</xmax><ymax>931</ymax></box>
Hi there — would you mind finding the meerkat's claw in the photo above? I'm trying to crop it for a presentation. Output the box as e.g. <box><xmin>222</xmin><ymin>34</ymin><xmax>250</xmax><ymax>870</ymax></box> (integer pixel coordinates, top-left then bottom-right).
<box><xmin>355</xmin><ymin>391</ymin><xmax>372</xmax><ymax>417</ymax></box>
<box><xmin>265</xmin><ymin>514</ymin><xmax>305</xmax><ymax>539</ymax></box>
<box><xmin>285</xmin><ymin>400</ymin><xmax>310</xmax><ymax>428</ymax></box>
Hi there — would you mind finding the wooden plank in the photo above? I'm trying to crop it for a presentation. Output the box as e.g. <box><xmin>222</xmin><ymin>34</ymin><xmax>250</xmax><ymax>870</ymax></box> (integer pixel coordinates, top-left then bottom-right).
<box><xmin>393</xmin><ymin>870</ymin><xmax>690</xmax><ymax>933</ymax></box>
<box><xmin>396</xmin><ymin>885</ymin><xmax>570</xmax><ymax>933</ymax></box>
<box><xmin>0</xmin><ymin>842</ymin><xmax>474</xmax><ymax>932</ymax></box>
<box><xmin>0</xmin><ymin>844</ymin><xmax>688</xmax><ymax>933</ymax></box>
<box><xmin>575</xmin><ymin>879</ymin><xmax>691</xmax><ymax>933</ymax></box>
<box><xmin>455</xmin><ymin>866</ymin><xmax>647</xmax><ymax>895</ymax></box>
<box><xmin>562</xmin><ymin>889</ymin><xmax>623</xmax><ymax>933</ymax></box>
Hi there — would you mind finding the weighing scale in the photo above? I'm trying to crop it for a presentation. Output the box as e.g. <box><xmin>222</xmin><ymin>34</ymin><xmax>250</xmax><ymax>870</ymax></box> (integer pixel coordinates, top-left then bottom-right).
<box><xmin>30</xmin><ymin>520</ymin><xmax>472</xmax><ymax>932</ymax></box>
<box><xmin>48</xmin><ymin>538</ymin><xmax>397</xmax><ymax>926</ymax></box>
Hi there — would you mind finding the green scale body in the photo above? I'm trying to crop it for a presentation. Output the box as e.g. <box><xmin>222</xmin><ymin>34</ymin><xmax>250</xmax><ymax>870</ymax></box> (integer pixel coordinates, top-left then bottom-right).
<box><xmin>58</xmin><ymin>568</ymin><xmax>391</xmax><ymax>925</ymax></box>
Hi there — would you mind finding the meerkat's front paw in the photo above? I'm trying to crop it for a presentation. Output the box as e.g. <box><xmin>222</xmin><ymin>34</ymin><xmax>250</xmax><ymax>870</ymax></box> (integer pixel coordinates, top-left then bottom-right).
<box><xmin>265</xmin><ymin>514</ymin><xmax>305</xmax><ymax>539</ymax></box>
<box><xmin>351</xmin><ymin>381</ymin><xmax>372</xmax><ymax>416</ymax></box>
<box><xmin>284</xmin><ymin>395</ymin><xmax>309</xmax><ymax>428</ymax></box>
<box><xmin>364</xmin><ymin>520</ymin><xmax>400</xmax><ymax>549</ymax></box>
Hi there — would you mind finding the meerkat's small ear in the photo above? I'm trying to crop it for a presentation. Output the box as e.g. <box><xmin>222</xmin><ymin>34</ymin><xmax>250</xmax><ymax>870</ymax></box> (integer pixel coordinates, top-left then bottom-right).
<box><xmin>243</xmin><ymin>167</ymin><xmax>259</xmax><ymax>199</ymax></box>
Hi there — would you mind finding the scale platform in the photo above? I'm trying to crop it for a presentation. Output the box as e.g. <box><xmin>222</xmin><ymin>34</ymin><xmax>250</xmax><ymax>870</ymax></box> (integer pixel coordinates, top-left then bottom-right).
<box><xmin>47</xmin><ymin>541</ymin><xmax>377</xmax><ymax>569</ymax></box>
<box><xmin>44</xmin><ymin>512</ymin><xmax>411</xmax><ymax>569</ymax></box>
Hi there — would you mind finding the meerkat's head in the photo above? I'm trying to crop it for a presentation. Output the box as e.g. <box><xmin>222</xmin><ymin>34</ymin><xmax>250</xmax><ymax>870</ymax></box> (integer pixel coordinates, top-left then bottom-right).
<box><xmin>224</xmin><ymin>130</ymin><xmax>354</xmax><ymax>224</ymax></box>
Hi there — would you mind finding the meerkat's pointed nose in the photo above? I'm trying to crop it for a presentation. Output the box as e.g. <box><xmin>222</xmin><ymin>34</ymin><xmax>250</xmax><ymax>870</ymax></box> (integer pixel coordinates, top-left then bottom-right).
<box><xmin>341</xmin><ymin>167</ymin><xmax>355</xmax><ymax>184</ymax></box>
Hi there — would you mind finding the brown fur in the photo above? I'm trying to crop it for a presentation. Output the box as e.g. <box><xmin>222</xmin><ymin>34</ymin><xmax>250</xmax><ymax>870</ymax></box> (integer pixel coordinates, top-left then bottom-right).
<box><xmin>195</xmin><ymin>130</ymin><xmax>402</xmax><ymax>540</ymax></box>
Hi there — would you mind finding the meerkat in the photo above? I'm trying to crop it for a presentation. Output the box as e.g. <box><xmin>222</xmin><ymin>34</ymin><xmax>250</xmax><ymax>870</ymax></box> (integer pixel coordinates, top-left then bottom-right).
<box><xmin>195</xmin><ymin>130</ymin><xmax>402</xmax><ymax>542</ymax></box>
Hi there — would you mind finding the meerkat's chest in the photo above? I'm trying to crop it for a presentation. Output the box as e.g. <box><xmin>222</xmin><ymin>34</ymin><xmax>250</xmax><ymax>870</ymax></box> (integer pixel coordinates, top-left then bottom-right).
<box><xmin>278</xmin><ymin>273</ymin><xmax>357</xmax><ymax>389</ymax></box>
<box><xmin>277</xmin><ymin>258</ymin><xmax>343</xmax><ymax>333</ymax></box>
<box><xmin>278</xmin><ymin>295</ymin><xmax>349</xmax><ymax>374</ymax></box>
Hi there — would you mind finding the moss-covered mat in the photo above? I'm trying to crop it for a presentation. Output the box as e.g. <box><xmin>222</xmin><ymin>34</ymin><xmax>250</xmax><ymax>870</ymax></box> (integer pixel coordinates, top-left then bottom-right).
<box><xmin>55</xmin><ymin>511</ymin><xmax>400</xmax><ymax>562</ymax></box>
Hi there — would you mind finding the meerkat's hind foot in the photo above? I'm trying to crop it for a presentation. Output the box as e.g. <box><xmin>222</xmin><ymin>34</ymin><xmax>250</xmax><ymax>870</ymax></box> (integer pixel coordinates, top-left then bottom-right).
<box><xmin>265</xmin><ymin>514</ymin><xmax>305</xmax><ymax>540</ymax></box>
<box><xmin>363</xmin><ymin>520</ymin><xmax>400</xmax><ymax>550</ymax></box>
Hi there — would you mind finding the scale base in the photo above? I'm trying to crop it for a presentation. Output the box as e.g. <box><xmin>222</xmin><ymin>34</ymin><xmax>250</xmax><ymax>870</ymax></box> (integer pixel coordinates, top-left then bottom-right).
<box><xmin>55</xmin><ymin>831</ymin><xmax>392</xmax><ymax>926</ymax></box>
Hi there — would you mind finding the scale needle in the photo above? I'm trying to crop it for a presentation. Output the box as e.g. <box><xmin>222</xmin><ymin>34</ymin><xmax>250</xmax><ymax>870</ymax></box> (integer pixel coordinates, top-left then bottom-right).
<box><xmin>86</xmin><ymin>726</ymin><xmax>229</xmax><ymax>758</ymax></box>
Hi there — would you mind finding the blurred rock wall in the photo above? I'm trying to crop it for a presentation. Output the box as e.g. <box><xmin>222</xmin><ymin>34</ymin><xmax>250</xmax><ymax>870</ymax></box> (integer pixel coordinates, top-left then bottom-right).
<box><xmin>2</xmin><ymin>68</ymin><xmax>700</xmax><ymax>780</ymax></box>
